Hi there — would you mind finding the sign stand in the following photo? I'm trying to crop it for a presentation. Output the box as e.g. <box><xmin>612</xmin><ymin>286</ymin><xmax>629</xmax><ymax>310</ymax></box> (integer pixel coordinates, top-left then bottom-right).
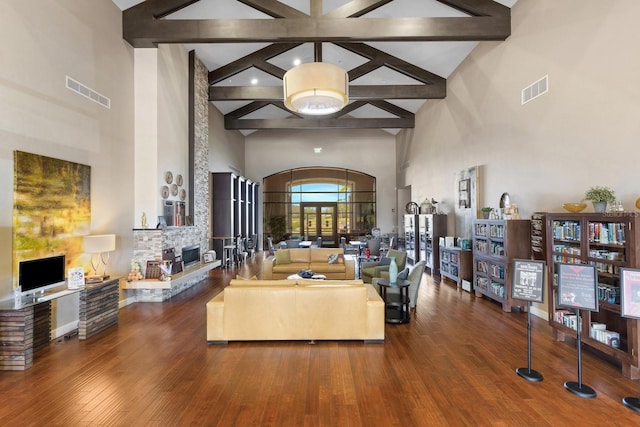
<box><xmin>557</xmin><ymin>263</ymin><xmax>598</xmax><ymax>399</ymax></box>
<box><xmin>619</xmin><ymin>268</ymin><xmax>640</xmax><ymax>412</ymax></box>
<box><xmin>512</xmin><ymin>259</ymin><xmax>545</xmax><ymax>382</ymax></box>
<box><xmin>516</xmin><ymin>300</ymin><xmax>543</xmax><ymax>382</ymax></box>
<box><xmin>563</xmin><ymin>309</ymin><xmax>596</xmax><ymax>398</ymax></box>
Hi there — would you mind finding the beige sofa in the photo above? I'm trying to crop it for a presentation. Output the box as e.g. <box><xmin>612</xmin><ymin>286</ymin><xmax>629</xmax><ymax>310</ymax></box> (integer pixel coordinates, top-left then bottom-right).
<box><xmin>262</xmin><ymin>248</ymin><xmax>355</xmax><ymax>280</ymax></box>
<box><xmin>206</xmin><ymin>279</ymin><xmax>384</xmax><ymax>343</ymax></box>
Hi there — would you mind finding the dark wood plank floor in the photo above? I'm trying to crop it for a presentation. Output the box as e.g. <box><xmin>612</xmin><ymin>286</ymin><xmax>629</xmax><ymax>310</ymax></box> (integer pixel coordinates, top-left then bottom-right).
<box><xmin>1</xmin><ymin>255</ymin><xmax>639</xmax><ymax>426</ymax></box>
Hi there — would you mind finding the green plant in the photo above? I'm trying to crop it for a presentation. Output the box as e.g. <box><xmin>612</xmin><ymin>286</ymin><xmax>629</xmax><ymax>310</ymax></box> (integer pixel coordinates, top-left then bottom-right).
<box><xmin>480</xmin><ymin>207</ymin><xmax>493</xmax><ymax>212</ymax></box>
<box><xmin>584</xmin><ymin>186</ymin><xmax>615</xmax><ymax>203</ymax></box>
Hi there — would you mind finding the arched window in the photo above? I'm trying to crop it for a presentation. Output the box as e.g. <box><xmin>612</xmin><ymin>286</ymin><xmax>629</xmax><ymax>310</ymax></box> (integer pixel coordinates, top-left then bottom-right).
<box><xmin>263</xmin><ymin>167</ymin><xmax>376</xmax><ymax>247</ymax></box>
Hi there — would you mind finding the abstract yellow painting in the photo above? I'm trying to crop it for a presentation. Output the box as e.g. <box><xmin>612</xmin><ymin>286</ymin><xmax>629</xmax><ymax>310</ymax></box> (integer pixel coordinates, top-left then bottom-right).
<box><xmin>12</xmin><ymin>151</ymin><xmax>91</xmax><ymax>286</ymax></box>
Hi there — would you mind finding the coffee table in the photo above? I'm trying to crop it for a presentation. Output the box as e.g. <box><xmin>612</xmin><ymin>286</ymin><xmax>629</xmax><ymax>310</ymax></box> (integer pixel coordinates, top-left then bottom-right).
<box><xmin>377</xmin><ymin>278</ymin><xmax>410</xmax><ymax>324</ymax></box>
<box><xmin>287</xmin><ymin>273</ymin><xmax>326</xmax><ymax>280</ymax></box>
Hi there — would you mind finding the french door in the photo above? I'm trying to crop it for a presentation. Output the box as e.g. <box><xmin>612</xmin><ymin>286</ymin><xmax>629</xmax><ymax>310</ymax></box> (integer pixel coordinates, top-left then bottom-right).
<box><xmin>301</xmin><ymin>203</ymin><xmax>337</xmax><ymax>247</ymax></box>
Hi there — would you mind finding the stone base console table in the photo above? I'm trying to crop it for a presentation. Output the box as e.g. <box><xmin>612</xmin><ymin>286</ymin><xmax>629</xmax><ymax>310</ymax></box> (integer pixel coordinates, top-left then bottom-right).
<box><xmin>0</xmin><ymin>277</ymin><xmax>120</xmax><ymax>371</ymax></box>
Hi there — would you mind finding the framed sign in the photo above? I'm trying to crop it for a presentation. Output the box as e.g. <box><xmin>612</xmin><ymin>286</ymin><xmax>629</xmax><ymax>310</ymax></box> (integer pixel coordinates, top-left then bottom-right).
<box><xmin>512</xmin><ymin>259</ymin><xmax>545</xmax><ymax>303</ymax></box>
<box><xmin>621</xmin><ymin>268</ymin><xmax>640</xmax><ymax>320</ymax></box>
<box><xmin>557</xmin><ymin>263</ymin><xmax>598</xmax><ymax>312</ymax></box>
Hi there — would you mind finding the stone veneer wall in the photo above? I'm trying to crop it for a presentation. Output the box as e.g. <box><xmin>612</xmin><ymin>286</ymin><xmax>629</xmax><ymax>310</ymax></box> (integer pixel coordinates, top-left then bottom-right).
<box><xmin>127</xmin><ymin>53</ymin><xmax>211</xmax><ymax>302</ymax></box>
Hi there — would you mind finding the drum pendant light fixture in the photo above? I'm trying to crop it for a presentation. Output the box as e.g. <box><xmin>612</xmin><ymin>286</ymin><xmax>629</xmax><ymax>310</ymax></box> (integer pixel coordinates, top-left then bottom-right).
<box><xmin>283</xmin><ymin>62</ymin><xmax>348</xmax><ymax>116</ymax></box>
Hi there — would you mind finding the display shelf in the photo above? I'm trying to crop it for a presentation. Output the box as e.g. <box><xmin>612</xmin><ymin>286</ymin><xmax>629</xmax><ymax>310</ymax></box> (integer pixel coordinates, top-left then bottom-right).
<box><xmin>439</xmin><ymin>246</ymin><xmax>472</xmax><ymax>290</ymax></box>
<box><xmin>472</xmin><ymin>219</ymin><xmax>531</xmax><ymax>312</ymax></box>
<box><xmin>546</xmin><ymin>212</ymin><xmax>640</xmax><ymax>379</ymax></box>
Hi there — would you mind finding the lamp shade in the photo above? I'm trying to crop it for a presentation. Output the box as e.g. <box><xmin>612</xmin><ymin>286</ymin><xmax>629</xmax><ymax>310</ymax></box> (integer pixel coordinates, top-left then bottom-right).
<box><xmin>83</xmin><ymin>234</ymin><xmax>116</xmax><ymax>253</ymax></box>
<box><xmin>283</xmin><ymin>63</ymin><xmax>348</xmax><ymax>115</ymax></box>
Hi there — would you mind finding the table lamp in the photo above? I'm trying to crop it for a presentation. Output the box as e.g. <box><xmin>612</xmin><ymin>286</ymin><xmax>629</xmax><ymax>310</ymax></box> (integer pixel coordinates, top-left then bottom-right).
<box><xmin>83</xmin><ymin>234</ymin><xmax>116</xmax><ymax>282</ymax></box>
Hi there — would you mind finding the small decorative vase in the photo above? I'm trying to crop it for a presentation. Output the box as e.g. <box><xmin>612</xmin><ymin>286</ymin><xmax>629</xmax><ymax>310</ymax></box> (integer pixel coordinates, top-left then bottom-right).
<box><xmin>593</xmin><ymin>201</ymin><xmax>607</xmax><ymax>213</ymax></box>
<box><xmin>389</xmin><ymin>257</ymin><xmax>398</xmax><ymax>284</ymax></box>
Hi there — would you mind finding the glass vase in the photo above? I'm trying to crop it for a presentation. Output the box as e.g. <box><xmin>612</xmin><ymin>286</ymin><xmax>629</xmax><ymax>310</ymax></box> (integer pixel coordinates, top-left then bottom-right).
<box><xmin>389</xmin><ymin>257</ymin><xmax>398</xmax><ymax>284</ymax></box>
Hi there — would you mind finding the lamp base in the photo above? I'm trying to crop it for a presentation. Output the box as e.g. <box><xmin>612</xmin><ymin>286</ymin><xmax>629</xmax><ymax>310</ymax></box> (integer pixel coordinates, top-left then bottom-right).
<box><xmin>85</xmin><ymin>275</ymin><xmax>105</xmax><ymax>284</ymax></box>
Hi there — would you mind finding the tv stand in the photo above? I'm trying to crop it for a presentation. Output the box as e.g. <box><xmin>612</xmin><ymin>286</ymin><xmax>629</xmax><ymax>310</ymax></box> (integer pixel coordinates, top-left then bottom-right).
<box><xmin>0</xmin><ymin>278</ymin><xmax>120</xmax><ymax>370</ymax></box>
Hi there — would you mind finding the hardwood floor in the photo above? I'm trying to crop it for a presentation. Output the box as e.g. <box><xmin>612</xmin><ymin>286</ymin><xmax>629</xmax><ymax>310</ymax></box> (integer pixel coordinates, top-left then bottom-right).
<box><xmin>1</xmin><ymin>255</ymin><xmax>639</xmax><ymax>426</ymax></box>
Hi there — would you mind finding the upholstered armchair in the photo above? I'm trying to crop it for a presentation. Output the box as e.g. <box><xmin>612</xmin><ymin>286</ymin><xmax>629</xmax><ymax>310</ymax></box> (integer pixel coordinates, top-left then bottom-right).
<box><xmin>360</xmin><ymin>249</ymin><xmax>407</xmax><ymax>284</ymax></box>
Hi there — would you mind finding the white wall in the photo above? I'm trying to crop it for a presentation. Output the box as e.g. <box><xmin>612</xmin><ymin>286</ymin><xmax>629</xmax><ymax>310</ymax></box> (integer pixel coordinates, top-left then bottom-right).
<box><xmin>208</xmin><ymin>107</ymin><xmax>245</xmax><ymax>174</ymax></box>
<box><xmin>0</xmin><ymin>0</ymin><xmax>135</xmax><ymax>333</ymax></box>
<box><xmin>245</xmin><ymin>128</ymin><xmax>397</xmax><ymax>235</ymax></box>
<box><xmin>397</xmin><ymin>0</ymin><xmax>640</xmax><ymax>317</ymax></box>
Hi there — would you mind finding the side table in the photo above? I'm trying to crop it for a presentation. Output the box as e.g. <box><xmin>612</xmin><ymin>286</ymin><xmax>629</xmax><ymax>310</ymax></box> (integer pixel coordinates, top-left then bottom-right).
<box><xmin>377</xmin><ymin>278</ymin><xmax>410</xmax><ymax>324</ymax></box>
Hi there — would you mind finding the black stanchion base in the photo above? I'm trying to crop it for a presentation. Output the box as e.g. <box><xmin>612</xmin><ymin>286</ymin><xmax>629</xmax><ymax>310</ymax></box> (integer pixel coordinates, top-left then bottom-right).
<box><xmin>516</xmin><ymin>367</ymin><xmax>543</xmax><ymax>382</ymax></box>
<box><xmin>622</xmin><ymin>397</ymin><xmax>640</xmax><ymax>413</ymax></box>
<box><xmin>564</xmin><ymin>381</ymin><xmax>596</xmax><ymax>398</ymax></box>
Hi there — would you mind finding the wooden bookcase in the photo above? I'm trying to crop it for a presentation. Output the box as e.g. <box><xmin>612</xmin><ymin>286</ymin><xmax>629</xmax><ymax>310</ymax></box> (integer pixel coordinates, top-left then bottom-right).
<box><xmin>472</xmin><ymin>219</ymin><xmax>531</xmax><ymax>312</ymax></box>
<box><xmin>211</xmin><ymin>172</ymin><xmax>259</xmax><ymax>256</ymax></box>
<box><xmin>546</xmin><ymin>212</ymin><xmax>640</xmax><ymax>379</ymax></box>
<box><xmin>422</xmin><ymin>214</ymin><xmax>448</xmax><ymax>275</ymax></box>
<box><xmin>440</xmin><ymin>246</ymin><xmax>472</xmax><ymax>289</ymax></box>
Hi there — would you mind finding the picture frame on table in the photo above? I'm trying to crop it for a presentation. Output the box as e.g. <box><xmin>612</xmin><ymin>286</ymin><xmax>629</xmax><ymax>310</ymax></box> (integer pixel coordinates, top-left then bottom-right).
<box><xmin>157</xmin><ymin>216</ymin><xmax>167</xmax><ymax>230</ymax></box>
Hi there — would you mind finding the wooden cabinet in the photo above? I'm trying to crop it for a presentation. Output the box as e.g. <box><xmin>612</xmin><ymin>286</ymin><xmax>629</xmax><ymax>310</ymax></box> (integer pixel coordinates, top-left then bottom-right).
<box><xmin>440</xmin><ymin>246</ymin><xmax>472</xmax><ymax>289</ymax></box>
<box><xmin>472</xmin><ymin>219</ymin><xmax>531</xmax><ymax>312</ymax></box>
<box><xmin>211</xmin><ymin>172</ymin><xmax>259</xmax><ymax>256</ymax></box>
<box><xmin>546</xmin><ymin>212</ymin><xmax>640</xmax><ymax>379</ymax></box>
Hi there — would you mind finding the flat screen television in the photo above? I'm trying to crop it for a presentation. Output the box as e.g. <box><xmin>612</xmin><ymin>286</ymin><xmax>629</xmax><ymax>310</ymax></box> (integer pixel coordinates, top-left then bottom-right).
<box><xmin>18</xmin><ymin>255</ymin><xmax>66</xmax><ymax>294</ymax></box>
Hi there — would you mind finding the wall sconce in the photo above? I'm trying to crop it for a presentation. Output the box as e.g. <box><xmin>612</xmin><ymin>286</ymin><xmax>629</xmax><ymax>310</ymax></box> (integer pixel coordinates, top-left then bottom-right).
<box><xmin>83</xmin><ymin>234</ymin><xmax>116</xmax><ymax>281</ymax></box>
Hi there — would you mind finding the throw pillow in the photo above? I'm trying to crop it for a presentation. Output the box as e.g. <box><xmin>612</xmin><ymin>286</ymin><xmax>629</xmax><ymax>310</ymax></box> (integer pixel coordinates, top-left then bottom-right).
<box><xmin>378</xmin><ymin>257</ymin><xmax>391</xmax><ymax>266</ymax></box>
<box><xmin>236</xmin><ymin>274</ymin><xmax>258</xmax><ymax>280</ymax></box>
<box><xmin>275</xmin><ymin>249</ymin><xmax>291</xmax><ymax>265</ymax></box>
<box><xmin>397</xmin><ymin>267</ymin><xmax>410</xmax><ymax>280</ymax></box>
<box><xmin>328</xmin><ymin>254</ymin><xmax>339</xmax><ymax>264</ymax></box>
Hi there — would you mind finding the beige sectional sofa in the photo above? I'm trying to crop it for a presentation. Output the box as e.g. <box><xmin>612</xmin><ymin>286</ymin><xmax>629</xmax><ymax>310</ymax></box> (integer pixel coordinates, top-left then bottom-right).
<box><xmin>206</xmin><ymin>279</ymin><xmax>384</xmax><ymax>343</ymax></box>
<box><xmin>262</xmin><ymin>247</ymin><xmax>355</xmax><ymax>280</ymax></box>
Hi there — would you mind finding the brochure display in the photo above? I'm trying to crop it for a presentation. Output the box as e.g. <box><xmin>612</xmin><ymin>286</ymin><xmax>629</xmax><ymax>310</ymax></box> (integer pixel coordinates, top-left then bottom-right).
<box><xmin>557</xmin><ymin>263</ymin><xmax>598</xmax><ymax>398</ymax></box>
<box><xmin>512</xmin><ymin>259</ymin><xmax>545</xmax><ymax>382</ymax></box>
<box><xmin>620</xmin><ymin>268</ymin><xmax>640</xmax><ymax>413</ymax></box>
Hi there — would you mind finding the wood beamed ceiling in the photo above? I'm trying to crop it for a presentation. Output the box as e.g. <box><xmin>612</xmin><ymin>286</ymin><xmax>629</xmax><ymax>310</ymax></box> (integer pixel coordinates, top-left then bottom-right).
<box><xmin>122</xmin><ymin>0</ymin><xmax>511</xmax><ymax>130</ymax></box>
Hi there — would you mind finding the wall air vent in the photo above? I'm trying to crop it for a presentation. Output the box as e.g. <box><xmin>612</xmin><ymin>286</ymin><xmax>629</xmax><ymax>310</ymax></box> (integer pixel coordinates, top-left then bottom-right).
<box><xmin>66</xmin><ymin>76</ymin><xmax>111</xmax><ymax>109</ymax></box>
<box><xmin>521</xmin><ymin>75</ymin><xmax>548</xmax><ymax>105</ymax></box>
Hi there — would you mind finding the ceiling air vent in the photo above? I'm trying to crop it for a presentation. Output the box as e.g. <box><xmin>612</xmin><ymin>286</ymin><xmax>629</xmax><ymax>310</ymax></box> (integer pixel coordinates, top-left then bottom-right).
<box><xmin>66</xmin><ymin>76</ymin><xmax>111</xmax><ymax>109</ymax></box>
<box><xmin>521</xmin><ymin>75</ymin><xmax>548</xmax><ymax>105</ymax></box>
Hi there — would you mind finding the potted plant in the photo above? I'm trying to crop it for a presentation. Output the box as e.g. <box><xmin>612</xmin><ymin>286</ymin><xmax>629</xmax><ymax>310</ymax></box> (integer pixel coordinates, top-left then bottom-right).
<box><xmin>480</xmin><ymin>207</ymin><xmax>493</xmax><ymax>219</ymax></box>
<box><xmin>584</xmin><ymin>186</ymin><xmax>615</xmax><ymax>213</ymax></box>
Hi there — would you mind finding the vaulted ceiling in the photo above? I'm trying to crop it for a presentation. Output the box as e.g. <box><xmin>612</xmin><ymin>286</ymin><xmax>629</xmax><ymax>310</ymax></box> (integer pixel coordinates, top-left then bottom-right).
<box><xmin>114</xmin><ymin>0</ymin><xmax>516</xmax><ymax>134</ymax></box>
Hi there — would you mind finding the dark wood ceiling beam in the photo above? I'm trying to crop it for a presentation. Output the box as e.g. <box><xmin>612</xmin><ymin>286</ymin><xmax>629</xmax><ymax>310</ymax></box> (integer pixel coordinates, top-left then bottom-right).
<box><xmin>124</xmin><ymin>0</ymin><xmax>200</xmax><ymax>19</ymax></box>
<box><xmin>325</xmin><ymin>0</ymin><xmax>393</xmax><ymax>18</ymax></box>
<box><xmin>368</xmin><ymin>100</ymin><xmax>413</xmax><ymax>118</ymax></box>
<box><xmin>210</xmin><ymin>84</ymin><xmax>446</xmax><ymax>101</ymax></box>
<box><xmin>237</xmin><ymin>0</ymin><xmax>308</xmax><ymax>18</ymax></box>
<box><xmin>224</xmin><ymin>116</ymin><xmax>415</xmax><ymax>130</ymax></box>
<box><xmin>224</xmin><ymin>100</ymin><xmax>274</xmax><ymax>120</ymax></box>
<box><xmin>338</xmin><ymin>42</ymin><xmax>445</xmax><ymax>85</ymax></box>
<box><xmin>123</xmin><ymin>16</ymin><xmax>511</xmax><ymax>48</ymax></box>
<box><xmin>208</xmin><ymin>42</ymin><xmax>300</xmax><ymax>84</ymax></box>
<box><xmin>347</xmin><ymin>59</ymin><xmax>385</xmax><ymax>81</ymax></box>
<box><xmin>436</xmin><ymin>0</ymin><xmax>510</xmax><ymax>17</ymax></box>
<box><xmin>254</xmin><ymin>61</ymin><xmax>287</xmax><ymax>79</ymax></box>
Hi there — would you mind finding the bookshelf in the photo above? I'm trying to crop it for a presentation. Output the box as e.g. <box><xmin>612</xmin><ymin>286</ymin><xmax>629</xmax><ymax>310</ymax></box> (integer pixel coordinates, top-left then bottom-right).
<box><xmin>440</xmin><ymin>246</ymin><xmax>472</xmax><ymax>290</ymax></box>
<box><xmin>546</xmin><ymin>212</ymin><xmax>640</xmax><ymax>379</ymax></box>
<box><xmin>472</xmin><ymin>219</ymin><xmax>531</xmax><ymax>312</ymax></box>
<box><xmin>422</xmin><ymin>214</ymin><xmax>448</xmax><ymax>275</ymax></box>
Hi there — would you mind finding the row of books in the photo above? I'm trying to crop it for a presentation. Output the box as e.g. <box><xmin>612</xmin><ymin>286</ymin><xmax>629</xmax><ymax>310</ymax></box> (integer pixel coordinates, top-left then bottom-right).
<box><xmin>490</xmin><ymin>264</ymin><xmax>505</xmax><ymax>280</ymax></box>
<box><xmin>553</xmin><ymin>255</ymin><xmax>582</xmax><ymax>264</ymax></box>
<box><xmin>592</xmin><ymin>262</ymin><xmax>621</xmax><ymax>275</ymax></box>
<box><xmin>588</xmin><ymin>222</ymin><xmax>625</xmax><ymax>245</ymax></box>
<box><xmin>490</xmin><ymin>242</ymin><xmax>505</xmax><ymax>256</ymax></box>
<box><xmin>553</xmin><ymin>244</ymin><xmax>581</xmax><ymax>256</ymax></box>
<box><xmin>552</xmin><ymin>221</ymin><xmax>580</xmax><ymax>241</ymax></box>
<box><xmin>590</xmin><ymin>323</ymin><xmax>621</xmax><ymax>348</ymax></box>
<box><xmin>489</xmin><ymin>224</ymin><xmax>505</xmax><ymax>238</ymax></box>
<box><xmin>474</xmin><ymin>223</ymin><xmax>487</xmax><ymax>236</ymax></box>
<box><xmin>489</xmin><ymin>282</ymin><xmax>505</xmax><ymax>298</ymax></box>
<box><xmin>555</xmin><ymin>310</ymin><xmax>579</xmax><ymax>331</ymax></box>
<box><xmin>597</xmin><ymin>283</ymin><xmax>620</xmax><ymax>304</ymax></box>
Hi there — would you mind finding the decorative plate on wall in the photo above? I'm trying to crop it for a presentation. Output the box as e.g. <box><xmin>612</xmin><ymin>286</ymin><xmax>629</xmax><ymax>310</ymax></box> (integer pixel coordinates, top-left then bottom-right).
<box><xmin>176</xmin><ymin>174</ymin><xmax>183</xmax><ymax>186</ymax></box>
<box><xmin>161</xmin><ymin>185</ymin><xmax>170</xmax><ymax>199</ymax></box>
<box><xmin>171</xmin><ymin>183</ymin><xmax>179</xmax><ymax>196</ymax></box>
<box><xmin>165</xmin><ymin>171</ymin><xmax>173</xmax><ymax>184</ymax></box>
<box><xmin>180</xmin><ymin>189</ymin><xmax>186</xmax><ymax>201</ymax></box>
